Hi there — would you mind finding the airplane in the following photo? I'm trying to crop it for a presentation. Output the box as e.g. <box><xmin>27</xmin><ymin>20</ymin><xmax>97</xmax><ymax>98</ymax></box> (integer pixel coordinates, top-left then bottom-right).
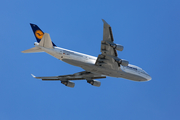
<box><xmin>22</xmin><ymin>19</ymin><xmax>152</xmax><ymax>88</ymax></box>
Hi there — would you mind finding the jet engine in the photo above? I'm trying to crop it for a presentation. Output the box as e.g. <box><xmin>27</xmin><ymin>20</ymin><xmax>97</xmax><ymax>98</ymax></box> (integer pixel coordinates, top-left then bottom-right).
<box><xmin>115</xmin><ymin>58</ymin><xmax>129</xmax><ymax>66</ymax></box>
<box><xmin>111</xmin><ymin>44</ymin><xmax>124</xmax><ymax>51</ymax></box>
<box><xmin>87</xmin><ymin>80</ymin><xmax>101</xmax><ymax>87</ymax></box>
<box><xmin>61</xmin><ymin>81</ymin><xmax>75</xmax><ymax>88</ymax></box>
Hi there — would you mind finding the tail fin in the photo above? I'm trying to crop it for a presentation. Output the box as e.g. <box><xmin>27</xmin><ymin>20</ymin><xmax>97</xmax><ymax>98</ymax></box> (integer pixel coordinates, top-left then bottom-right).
<box><xmin>39</xmin><ymin>33</ymin><xmax>53</xmax><ymax>48</ymax></box>
<box><xmin>30</xmin><ymin>23</ymin><xmax>56</xmax><ymax>46</ymax></box>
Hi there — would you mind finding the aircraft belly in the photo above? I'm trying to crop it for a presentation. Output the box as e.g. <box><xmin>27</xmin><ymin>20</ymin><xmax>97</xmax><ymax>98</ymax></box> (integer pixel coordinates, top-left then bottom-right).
<box><xmin>61</xmin><ymin>58</ymin><xmax>117</xmax><ymax>77</ymax></box>
<box><xmin>120</xmin><ymin>68</ymin><xmax>148</xmax><ymax>81</ymax></box>
<box><xmin>83</xmin><ymin>65</ymin><xmax>147</xmax><ymax>81</ymax></box>
<box><xmin>81</xmin><ymin>65</ymin><xmax>121</xmax><ymax>77</ymax></box>
<box><xmin>120</xmin><ymin>72</ymin><xmax>147</xmax><ymax>81</ymax></box>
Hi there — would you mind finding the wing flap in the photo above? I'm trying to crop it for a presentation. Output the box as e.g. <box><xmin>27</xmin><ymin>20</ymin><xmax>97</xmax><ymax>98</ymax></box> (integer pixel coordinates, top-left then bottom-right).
<box><xmin>95</xmin><ymin>54</ymin><xmax>119</xmax><ymax>70</ymax></box>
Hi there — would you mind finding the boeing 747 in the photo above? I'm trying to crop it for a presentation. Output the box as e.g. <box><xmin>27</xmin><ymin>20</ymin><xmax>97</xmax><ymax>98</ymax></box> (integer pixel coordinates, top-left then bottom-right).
<box><xmin>22</xmin><ymin>19</ymin><xmax>151</xmax><ymax>88</ymax></box>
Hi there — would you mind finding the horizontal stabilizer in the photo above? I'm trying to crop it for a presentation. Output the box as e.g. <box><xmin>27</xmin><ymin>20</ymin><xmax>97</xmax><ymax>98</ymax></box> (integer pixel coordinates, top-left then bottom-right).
<box><xmin>21</xmin><ymin>47</ymin><xmax>44</xmax><ymax>53</ymax></box>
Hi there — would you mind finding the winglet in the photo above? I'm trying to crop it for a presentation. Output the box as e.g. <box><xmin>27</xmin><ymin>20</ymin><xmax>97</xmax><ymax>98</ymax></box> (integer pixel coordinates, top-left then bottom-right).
<box><xmin>31</xmin><ymin>74</ymin><xmax>36</xmax><ymax>78</ymax></box>
<box><xmin>102</xmin><ymin>19</ymin><xmax>109</xmax><ymax>25</ymax></box>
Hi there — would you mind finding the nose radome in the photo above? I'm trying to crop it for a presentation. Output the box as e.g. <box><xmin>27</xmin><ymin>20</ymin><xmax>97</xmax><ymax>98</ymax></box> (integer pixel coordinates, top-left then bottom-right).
<box><xmin>147</xmin><ymin>75</ymin><xmax>152</xmax><ymax>81</ymax></box>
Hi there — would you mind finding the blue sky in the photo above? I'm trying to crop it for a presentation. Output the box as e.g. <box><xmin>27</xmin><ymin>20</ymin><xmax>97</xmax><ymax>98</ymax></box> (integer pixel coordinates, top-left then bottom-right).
<box><xmin>0</xmin><ymin>0</ymin><xmax>180</xmax><ymax>119</ymax></box>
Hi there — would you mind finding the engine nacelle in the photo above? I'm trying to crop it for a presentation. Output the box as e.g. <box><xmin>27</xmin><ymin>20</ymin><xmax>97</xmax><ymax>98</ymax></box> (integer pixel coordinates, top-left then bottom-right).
<box><xmin>115</xmin><ymin>58</ymin><xmax>129</xmax><ymax>66</ymax></box>
<box><xmin>111</xmin><ymin>44</ymin><xmax>124</xmax><ymax>51</ymax></box>
<box><xmin>121</xmin><ymin>59</ymin><xmax>129</xmax><ymax>66</ymax></box>
<box><xmin>87</xmin><ymin>80</ymin><xmax>101</xmax><ymax>87</ymax></box>
<box><xmin>61</xmin><ymin>81</ymin><xmax>75</xmax><ymax>88</ymax></box>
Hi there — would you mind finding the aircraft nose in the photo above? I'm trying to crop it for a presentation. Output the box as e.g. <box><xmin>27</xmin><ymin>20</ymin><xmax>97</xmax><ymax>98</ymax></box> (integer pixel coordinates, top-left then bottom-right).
<box><xmin>146</xmin><ymin>75</ymin><xmax>152</xmax><ymax>81</ymax></box>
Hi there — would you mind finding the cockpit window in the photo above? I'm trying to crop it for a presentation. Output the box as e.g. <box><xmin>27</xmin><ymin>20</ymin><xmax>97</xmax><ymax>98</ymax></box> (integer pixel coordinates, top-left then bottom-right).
<box><xmin>127</xmin><ymin>65</ymin><xmax>148</xmax><ymax>75</ymax></box>
<box><xmin>141</xmin><ymin>70</ymin><xmax>148</xmax><ymax>74</ymax></box>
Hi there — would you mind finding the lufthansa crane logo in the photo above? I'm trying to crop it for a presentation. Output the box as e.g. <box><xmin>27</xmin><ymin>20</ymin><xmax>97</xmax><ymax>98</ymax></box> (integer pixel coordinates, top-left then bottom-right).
<box><xmin>35</xmin><ymin>30</ymin><xmax>44</xmax><ymax>39</ymax></box>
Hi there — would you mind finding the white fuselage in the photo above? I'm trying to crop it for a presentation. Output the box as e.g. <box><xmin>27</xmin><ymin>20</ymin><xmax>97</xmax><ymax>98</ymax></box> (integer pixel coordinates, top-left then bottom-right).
<box><xmin>35</xmin><ymin>42</ymin><xmax>151</xmax><ymax>82</ymax></box>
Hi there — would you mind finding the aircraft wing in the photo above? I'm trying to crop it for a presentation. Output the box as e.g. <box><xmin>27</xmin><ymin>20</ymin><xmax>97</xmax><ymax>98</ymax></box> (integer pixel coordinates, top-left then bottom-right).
<box><xmin>95</xmin><ymin>19</ymin><xmax>119</xmax><ymax>70</ymax></box>
<box><xmin>31</xmin><ymin>71</ymin><xmax>106</xmax><ymax>81</ymax></box>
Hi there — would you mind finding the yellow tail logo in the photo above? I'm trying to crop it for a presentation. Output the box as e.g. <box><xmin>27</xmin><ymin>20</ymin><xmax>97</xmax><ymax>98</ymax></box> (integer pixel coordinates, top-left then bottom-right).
<box><xmin>35</xmin><ymin>30</ymin><xmax>44</xmax><ymax>39</ymax></box>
